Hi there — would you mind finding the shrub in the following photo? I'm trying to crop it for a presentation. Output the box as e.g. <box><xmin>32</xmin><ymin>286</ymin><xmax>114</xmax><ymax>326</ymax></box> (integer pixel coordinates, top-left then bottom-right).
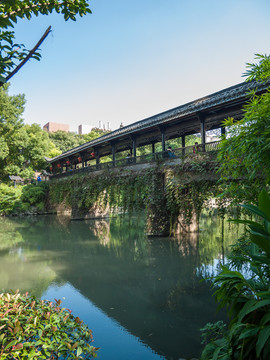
<box><xmin>201</xmin><ymin>189</ymin><xmax>270</xmax><ymax>360</ymax></box>
<box><xmin>0</xmin><ymin>291</ymin><xmax>99</xmax><ymax>359</ymax></box>
<box><xmin>20</xmin><ymin>183</ymin><xmax>47</xmax><ymax>207</ymax></box>
<box><xmin>0</xmin><ymin>184</ymin><xmax>22</xmax><ymax>215</ymax></box>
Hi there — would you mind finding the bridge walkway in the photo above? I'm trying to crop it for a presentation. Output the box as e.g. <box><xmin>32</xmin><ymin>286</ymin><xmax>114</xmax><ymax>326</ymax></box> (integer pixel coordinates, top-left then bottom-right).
<box><xmin>51</xmin><ymin>140</ymin><xmax>220</xmax><ymax>180</ymax></box>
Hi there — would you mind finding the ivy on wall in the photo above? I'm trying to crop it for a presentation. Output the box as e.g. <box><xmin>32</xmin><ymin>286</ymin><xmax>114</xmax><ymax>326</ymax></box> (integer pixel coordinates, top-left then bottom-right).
<box><xmin>49</xmin><ymin>168</ymin><xmax>162</xmax><ymax>214</ymax></box>
<box><xmin>48</xmin><ymin>155</ymin><xmax>221</xmax><ymax>234</ymax></box>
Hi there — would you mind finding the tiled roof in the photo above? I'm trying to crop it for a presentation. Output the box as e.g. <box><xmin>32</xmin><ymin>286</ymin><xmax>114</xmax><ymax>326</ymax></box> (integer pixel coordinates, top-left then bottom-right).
<box><xmin>49</xmin><ymin>80</ymin><xmax>268</xmax><ymax>162</ymax></box>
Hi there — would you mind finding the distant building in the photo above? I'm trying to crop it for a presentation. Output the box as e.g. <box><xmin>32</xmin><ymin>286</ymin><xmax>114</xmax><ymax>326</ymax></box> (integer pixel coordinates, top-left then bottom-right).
<box><xmin>43</xmin><ymin>122</ymin><xmax>69</xmax><ymax>133</ymax></box>
<box><xmin>98</xmin><ymin>121</ymin><xmax>111</xmax><ymax>131</ymax></box>
<box><xmin>78</xmin><ymin>124</ymin><xmax>93</xmax><ymax>135</ymax></box>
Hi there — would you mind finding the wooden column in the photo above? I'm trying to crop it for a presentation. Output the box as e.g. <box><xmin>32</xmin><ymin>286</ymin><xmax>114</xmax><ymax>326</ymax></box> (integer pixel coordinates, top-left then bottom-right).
<box><xmin>81</xmin><ymin>154</ymin><xmax>85</xmax><ymax>168</ymax></box>
<box><xmin>152</xmin><ymin>143</ymin><xmax>155</xmax><ymax>154</ymax></box>
<box><xmin>95</xmin><ymin>148</ymin><xmax>100</xmax><ymax>165</ymax></box>
<box><xmin>198</xmin><ymin>113</ymin><xmax>206</xmax><ymax>151</ymax></box>
<box><xmin>159</xmin><ymin>127</ymin><xmax>166</xmax><ymax>152</ymax></box>
<box><xmin>111</xmin><ymin>143</ymin><xmax>116</xmax><ymax>166</ymax></box>
<box><xmin>181</xmin><ymin>135</ymin><xmax>185</xmax><ymax>156</ymax></box>
<box><xmin>132</xmin><ymin>137</ymin><xmax>137</xmax><ymax>159</ymax></box>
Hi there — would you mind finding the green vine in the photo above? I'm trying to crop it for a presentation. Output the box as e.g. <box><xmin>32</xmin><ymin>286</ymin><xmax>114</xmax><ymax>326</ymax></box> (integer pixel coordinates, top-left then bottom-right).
<box><xmin>48</xmin><ymin>158</ymin><xmax>221</xmax><ymax>234</ymax></box>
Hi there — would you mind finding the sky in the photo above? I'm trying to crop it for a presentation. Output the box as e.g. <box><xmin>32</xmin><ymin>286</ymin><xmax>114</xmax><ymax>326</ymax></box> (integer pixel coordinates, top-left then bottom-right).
<box><xmin>8</xmin><ymin>0</ymin><xmax>270</xmax><ymax>133</ymax></box>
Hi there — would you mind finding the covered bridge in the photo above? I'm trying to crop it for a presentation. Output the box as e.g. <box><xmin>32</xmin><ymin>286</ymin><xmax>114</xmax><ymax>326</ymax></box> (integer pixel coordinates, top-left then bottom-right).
<box><xmin>47</xmin><ymin>80</ymin><xmax>268</xmax><ymax>174</ymax></box>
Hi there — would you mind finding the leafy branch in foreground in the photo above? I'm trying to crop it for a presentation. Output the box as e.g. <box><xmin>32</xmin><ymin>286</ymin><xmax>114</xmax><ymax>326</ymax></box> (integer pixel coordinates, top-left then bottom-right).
<box><xmin>217</xmin><ymin>54</ymin><xmax>270</xmax><ymax>203</ymax></box>
<box><xmin>201</xmin><ymin>189</ymin><xmax>270</xmax><ymax>360</ymax></box>
<box><xmin>0</xmin><ymin>0</ymin><xmax>91</xmax><ymax>83</ymax></box>
<box><xmin>0</xmin><ymin>290</ymin><xmax>99</xmax><ymax>359</ymax></box>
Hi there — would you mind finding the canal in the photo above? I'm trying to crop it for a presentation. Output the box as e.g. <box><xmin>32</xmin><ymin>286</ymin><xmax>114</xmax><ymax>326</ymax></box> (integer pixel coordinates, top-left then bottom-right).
<box><xmin>0</xmin><ymin>211</ymin><xmax>240</xmax><ymax>359</ymax></box>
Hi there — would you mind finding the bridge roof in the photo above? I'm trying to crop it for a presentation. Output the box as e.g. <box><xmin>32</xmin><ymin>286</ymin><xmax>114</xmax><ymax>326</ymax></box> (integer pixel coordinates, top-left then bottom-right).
<box><xmin>48</xmin><ymin>80</ymin><xmax>268</xmax><ymax>163</ymax></box>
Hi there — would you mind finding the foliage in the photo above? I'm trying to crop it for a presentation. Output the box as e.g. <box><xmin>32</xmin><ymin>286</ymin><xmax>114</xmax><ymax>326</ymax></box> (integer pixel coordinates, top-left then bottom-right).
<box><xmin>201</xmin><ymin>321</ymin><xmax>227</xmax><ymax>346</ymax></box>
<box><xmin>20</xmin><ymin>183</ymin><xmax>48</xmax><ymax>211</ymax></box>
<box><xmin>201</xmin><ymin>189</ymin><xmax>270</xmax><ymax>360</ymax></box>
<box><xmin>0</xmin><ymin>183</ymin><xmax>22</xmax><ymax>214</ymax></box>
<box><xmin>0</xmin><ymin>290</ymin><xmax>99</xmax><ymax>359</ymax></box>
<box><xmin>48</xmin><ymin>129</ymin><xmax>110</xmax><ymax>154</ymax></box>
<box><xmin>218</xmin><ymin>54</ymin><xmax>270</xmax><ymax>203</ymax></box>
<box><xmin>164</xmin><ymin>152</ymin><xmax>219</xmax><ymax>230</ymax></box>
<box><xmin>0</xmin><ymin>183</ymin><xmax>48</xmax><ymax>215</ymax></box>
<box><xmin>0</xmin><ymin>85</ymin><xmax>60</xmax><ymax>181</ymax></box>
<box><xmin>49</xmin><ymin>168</ymin><xmax>158</xmax><ymax>215</ymax></box>
<box><xmin>49</xmin><ymin>163</ymin><xmax>220</xmax><ymax>234</ymax></box>
<box><xmin>0</xmin><ymin>0</ymin><xmax>91</xmax><ymax>82</ymax></box>
<box><xmin>244</xmin><ymin>54</ymin><xmax>270</xmax><ymax>82</ymax></box>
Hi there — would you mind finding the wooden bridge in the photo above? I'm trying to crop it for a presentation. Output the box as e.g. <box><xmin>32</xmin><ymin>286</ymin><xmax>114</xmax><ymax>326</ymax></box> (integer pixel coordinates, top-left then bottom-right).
<box><xmin>48</xmin><ymin>80</ymin><xmax>268</xmax><ymax>177</ymax></box>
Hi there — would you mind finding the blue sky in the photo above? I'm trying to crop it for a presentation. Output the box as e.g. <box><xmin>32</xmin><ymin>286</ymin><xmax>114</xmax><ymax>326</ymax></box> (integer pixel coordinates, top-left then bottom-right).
<box><xmin>9</xmin><ymin>0</ymin><xmax>270</xmax><ymax>132</ymax></box>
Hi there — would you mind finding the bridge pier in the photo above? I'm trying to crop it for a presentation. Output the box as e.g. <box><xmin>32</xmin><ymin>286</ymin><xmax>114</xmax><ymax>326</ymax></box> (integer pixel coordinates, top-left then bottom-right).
<box><xmin>145</xmin><ymin>170</ymin><xmax>201</xmax><ymax>236</ymax></box>
<box><xmin>176</xmin><ymin>209</ymin><xmax>199</xmax><ymax>234</ymax></box>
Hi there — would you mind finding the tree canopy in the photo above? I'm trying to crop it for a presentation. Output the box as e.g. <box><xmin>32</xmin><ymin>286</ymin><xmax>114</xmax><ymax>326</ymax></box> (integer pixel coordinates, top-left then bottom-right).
<box><xmin>0</xmin><ymin>84</ymin><xmax>60</xmax><ymax>181</ymax></box>
<box><xmin>0</xmin><ymin>0</ymin><xmax>91</xmax><ymax>83</ymax></box>
<box><xmin>48</xmin><ymin>128</ymin><xmax>110</xmax><ymax>153</ymax></box>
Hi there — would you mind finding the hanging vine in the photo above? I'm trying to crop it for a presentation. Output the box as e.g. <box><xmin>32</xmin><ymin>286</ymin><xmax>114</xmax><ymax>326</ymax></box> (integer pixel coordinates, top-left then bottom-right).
<box><xmin>48</xmin><ymin>157</ymin><xmax>222</xmax><ymax>233</ymax></box>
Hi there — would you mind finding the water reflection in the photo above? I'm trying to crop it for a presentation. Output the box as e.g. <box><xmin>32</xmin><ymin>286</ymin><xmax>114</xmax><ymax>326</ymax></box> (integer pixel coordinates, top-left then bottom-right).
<box><xmin>0</xmin><ymin>213</ymin><xmax>238</xmax><ymax>359</ymax></box>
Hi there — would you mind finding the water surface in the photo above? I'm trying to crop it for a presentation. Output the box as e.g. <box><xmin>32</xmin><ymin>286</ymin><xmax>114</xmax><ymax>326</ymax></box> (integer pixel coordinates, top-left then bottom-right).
<box><xmin>0</xmin><ymin>213</ymin><xmax>239</xmax><ymax>359</ymax></box>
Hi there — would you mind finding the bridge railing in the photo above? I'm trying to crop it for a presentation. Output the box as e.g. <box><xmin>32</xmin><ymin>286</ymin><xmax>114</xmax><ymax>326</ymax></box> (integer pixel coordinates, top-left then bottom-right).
<box><xmin>51</xmin><ymin>140</ymin><xmax>221</xmax><ymax>179</ymax></box>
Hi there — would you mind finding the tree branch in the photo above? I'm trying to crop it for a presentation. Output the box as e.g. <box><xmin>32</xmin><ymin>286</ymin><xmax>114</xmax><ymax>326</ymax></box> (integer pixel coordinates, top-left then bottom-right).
<box><xmin>0</xmin><ymin>26</ymin><xmax>51</xmax><ymax>86</ymax></box>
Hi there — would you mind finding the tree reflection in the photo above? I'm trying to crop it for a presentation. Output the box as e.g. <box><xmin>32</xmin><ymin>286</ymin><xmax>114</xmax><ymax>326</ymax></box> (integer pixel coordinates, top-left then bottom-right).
<box><xmin>0</xmin><ymin>211</ymin><xmax>241</xmax><ymax>359</ymax></box>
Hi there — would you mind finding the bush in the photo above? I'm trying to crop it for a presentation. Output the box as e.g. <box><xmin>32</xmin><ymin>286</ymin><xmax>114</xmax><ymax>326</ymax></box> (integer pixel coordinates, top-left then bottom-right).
<box><xmin>0</xmin><ymin>184</ymin><xmax>22</xmax><ymax>215</ymax></box>
<box><xmin>20</xmin><ymin>183</ymin><xmax>47</xmax><ymax>206</ymax></box>
<box><xmin>201</xmin><ymin>189</ymin><xmax>270</xmax><ymax>360</ymax></box>
<box><xmin>0</xmin><ymin>291</ymin><xmax>99</xmax><ymax>359</ymax></box>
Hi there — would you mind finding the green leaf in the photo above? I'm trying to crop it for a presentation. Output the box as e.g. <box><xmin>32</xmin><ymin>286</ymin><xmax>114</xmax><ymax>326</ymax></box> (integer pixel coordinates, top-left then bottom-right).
<box><xmin>77</xmin><ymin>346</ymin><xmax>83</xmax><ymax>356</ymax></box>
<box><xmin>249</xmin><ymin>233</ymin><xmax>270</xmax><ymax>255</ymax></box>
<box><xmin>5</xmin><ymin>339</ymin><xmax>17</xmax><ymax>349</ymax></box>
<box><xmin>239</xmin><ymin>326</ymin><xmax>260</xmax><ymax>339</ymax></box>
<box><xmin>239</xmin><ymin>299</ymin><xmax>270</xmax><ymax>322</ymax></box>
<box><xmin>259</xmin><ymin>189</ymin><xmax>270</xmax><ymax>220</ymax></box>
<box><xmin>256</xmin><ymin>326</ymin><xmax>270</xmax><ymax>357</ymax></box>
<box><xmin>241</xmin><ymin>204</ymin><xmax>270</xmax><ymax>222</ymax></box>
<box><xmin>260</xmin><ymin>313</ymin><xmax>270</xmax><ymax>326</ymax></box>
<box><xmin>238</xmin><ymin>299</ymin><xmax>258</xmax><ymax>322</ymax></box>
<box><xmin>229</xmin><ymin>218</ymin><xmax>263</xmax><ymax>230</ymax></box>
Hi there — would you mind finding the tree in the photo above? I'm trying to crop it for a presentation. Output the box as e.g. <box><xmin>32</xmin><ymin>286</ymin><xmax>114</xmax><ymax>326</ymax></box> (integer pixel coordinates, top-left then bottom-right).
<box><xmin>0</xmin><ymin>85</ymin><xmax>60</xmax><ymax>181</ymax></box>
<box><xmin>48</xmin><ymin>129</ymin><xmax>111</xmax><ymax>154</ymax></box>
<box><xmin>48</xmin><ymin>131</ymin><xmax>83</xmax><ymax>153</ymax></box>
<box><xmin>0</xmin><ymin>0</ymin><xmax>91</xmax><ymax>84</ymax></box>
<box><xmin>218</xmin><ymin>54</ymin><xmax>270</xmax><ymax>203</ymax></box>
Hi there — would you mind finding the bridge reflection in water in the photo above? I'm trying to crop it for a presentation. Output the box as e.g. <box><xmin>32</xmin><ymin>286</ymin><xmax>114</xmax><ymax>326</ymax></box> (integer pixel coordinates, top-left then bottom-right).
<box><xmin>0</xmin><ymin>214</ymin><xmax>235</xmax><ymax>359</ymax></box>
